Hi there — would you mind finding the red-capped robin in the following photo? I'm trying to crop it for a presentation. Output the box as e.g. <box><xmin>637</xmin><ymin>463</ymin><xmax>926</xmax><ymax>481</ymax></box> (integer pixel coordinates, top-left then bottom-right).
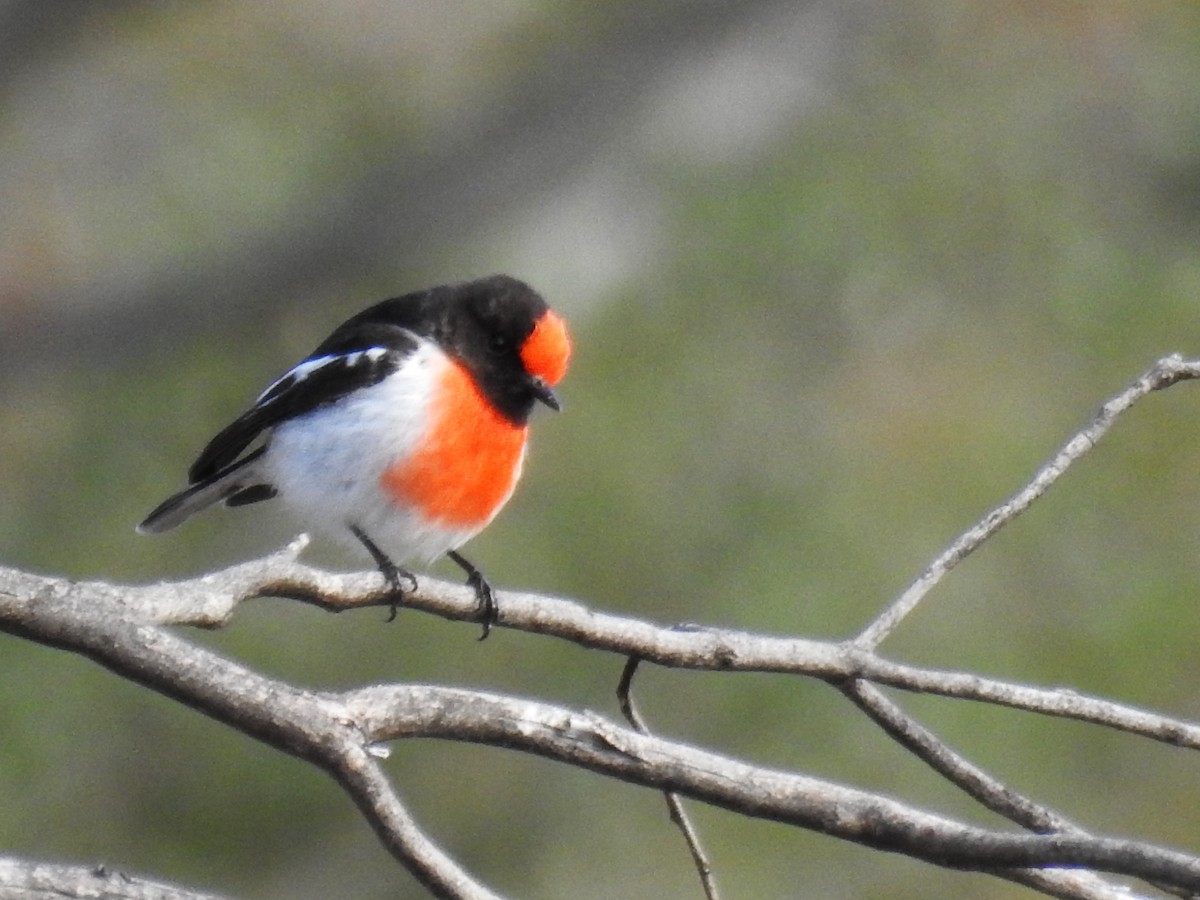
<box><xmin>138</xmin><ymin>274</ymin><xmax>572</xmax><ymax>637</ymax></box>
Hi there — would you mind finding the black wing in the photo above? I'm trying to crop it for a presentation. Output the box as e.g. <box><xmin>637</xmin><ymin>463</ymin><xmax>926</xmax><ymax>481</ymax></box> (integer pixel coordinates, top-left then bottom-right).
<box><xmin>187</xmin><ymin>322</ymin><xmax>419</xmax><ymax>483</ymax></box>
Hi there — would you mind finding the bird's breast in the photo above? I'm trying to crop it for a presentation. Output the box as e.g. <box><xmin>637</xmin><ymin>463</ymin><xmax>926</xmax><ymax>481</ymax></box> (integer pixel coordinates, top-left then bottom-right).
<box><xmin>380</xmin><ymin>359</ymin><xmax>527</xmax><ymax>528</ymax></box>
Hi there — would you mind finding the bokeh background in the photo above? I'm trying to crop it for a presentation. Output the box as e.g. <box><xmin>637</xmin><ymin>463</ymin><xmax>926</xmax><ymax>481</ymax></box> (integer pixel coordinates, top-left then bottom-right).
<box><xmin>3</xmin><ymin>2</ymin><xmax>1200</xmax><ymax>897</ymax></box>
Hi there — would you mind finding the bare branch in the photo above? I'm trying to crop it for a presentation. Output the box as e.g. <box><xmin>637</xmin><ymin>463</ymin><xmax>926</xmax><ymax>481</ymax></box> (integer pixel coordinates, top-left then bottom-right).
<box><xmin>617</xmin><ymin>657</ymin><xmax>719</xmax><ymax>900</ymax></box>
<box><xmin>5</xmin><ymin>355</ymin><xmax>1200</xmax><ymax>896</ymax></box>
<box><xmin>328</xmin><ymin>748</ymin><xmax>503</xmax><ymax>900</ymax></box>
<box><xmin>0</xmin><ymin>857</ymin><xmax>231</xmax><ymax>900</ymax></box>
<box><xmin>13</xmin><ymin>545</ymin><xmax>1200</xmax><ymax>750</ymax></box>
<box><xmin>842</xmin><ymin>680</ymin><xmax>1081</xmax><ymax>833</ymax></box>
<box><xmin>350</xmin><ymin>683</ymin><xmax>1200</xmax><ymax>890</ymax></box>
<box><xmin>5</xmin><ymin>557</ymin><xmax>1200</xmax><ymax>894</ymax></box>
<box><xmin>0</xmin><ymin>574</ymin><xmax>496</xmax><ymax>900</ymax></box>
<box><xmin>981</xmin><ymin>868</ymin><xmax>1151</xmax><ymax>900</ymax></box>
<box><xmin>838</xmin><ymin>683</ymin><xmax>1152</xmax><ymax>898</ymax></box>
<box><xmin>848</xmin><ymin>653</ymin><xmax>1200</xmax><ymax>750</ymax></box>
<box><xmin>854</xmin><ymin>353</ymin><xmax>1200</xmax><ymax>649</ymax></box>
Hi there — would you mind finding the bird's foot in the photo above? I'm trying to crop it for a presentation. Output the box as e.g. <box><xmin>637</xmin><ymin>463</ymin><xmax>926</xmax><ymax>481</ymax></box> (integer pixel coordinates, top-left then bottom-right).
<box><xmin>349</xmin><ymin>524</ymin><xmax>416</xmax><ymax>623</ymax></box>
<box><xmin>379</xmin><ymin>560</ymin><xmax>418</xmax><ymax>623</ymax></box>
<box><xmin>447</xmin><ymin>550</ymin><xmax>498</xmax><ymax>640</ymax></box>
<box><xmin>465</xmin><ymin>569</ymin><xmax>497</xmax><ymax>641</ymax></box>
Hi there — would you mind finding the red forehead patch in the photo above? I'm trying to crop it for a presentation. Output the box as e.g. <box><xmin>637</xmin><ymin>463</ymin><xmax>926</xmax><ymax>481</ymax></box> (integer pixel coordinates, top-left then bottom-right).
<box><xmin>520</xmin><ymin>310</ymin><xmax>571</xmax><ymax>387</ymax></box>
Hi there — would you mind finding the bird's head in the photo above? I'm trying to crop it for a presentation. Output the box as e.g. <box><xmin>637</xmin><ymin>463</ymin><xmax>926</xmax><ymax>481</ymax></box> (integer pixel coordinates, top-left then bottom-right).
<box><xmin>449</xmin><ymin>275</ymin><xmax>573</xmax><ymax>423</ymax></box>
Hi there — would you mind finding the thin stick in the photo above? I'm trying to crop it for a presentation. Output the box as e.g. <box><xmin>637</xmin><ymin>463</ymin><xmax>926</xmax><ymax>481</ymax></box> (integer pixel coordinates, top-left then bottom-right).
<box><xmin>855</xmin><ymin>354</ymin><xmax>1200</xmax><ymax>650</ymax></box>
<box><xmin>617</xmin><ymin>657</ymin><xmax>719</xmax><ymax>900</ymax></box>
<box><xmin>842</xmin><ymin>680</ymin><xmax>1080</xmax><ymax>832</ymax></box>
<box><xmin>843</xmin><ymin>680</ymin><xmax>1188</xmax><ymax>899</ymax></box>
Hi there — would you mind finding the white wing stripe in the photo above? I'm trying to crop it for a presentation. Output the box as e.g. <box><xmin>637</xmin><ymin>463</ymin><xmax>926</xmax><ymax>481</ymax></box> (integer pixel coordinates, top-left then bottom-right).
<box><xmin>254</xmin><ymin>347</ymin><xmax>392</xmax><ymax>404</ymax></box>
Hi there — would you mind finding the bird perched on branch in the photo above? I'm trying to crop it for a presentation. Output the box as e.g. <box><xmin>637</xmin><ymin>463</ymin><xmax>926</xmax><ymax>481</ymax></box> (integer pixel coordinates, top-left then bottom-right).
<box><xmin>139</xmin><ymin>274</ymin><xmax>572</xmax><ymax>637</ymax></box>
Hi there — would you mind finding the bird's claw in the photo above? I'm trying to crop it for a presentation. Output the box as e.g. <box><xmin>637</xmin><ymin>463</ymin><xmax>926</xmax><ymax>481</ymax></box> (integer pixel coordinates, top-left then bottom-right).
<box><xmin>466</xmin><ymin>570</ymin><xmax>497</xmax><ymax>640</ymax></box>
<box><xmin>380</xmin><ymin>561</ymin><xmax>417</xmax><ymax>623</ymax></box>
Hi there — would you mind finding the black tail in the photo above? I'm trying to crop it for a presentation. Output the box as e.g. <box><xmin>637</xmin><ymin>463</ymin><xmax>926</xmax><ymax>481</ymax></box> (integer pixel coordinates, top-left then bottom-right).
<box><xmin>138</xmin><ymin>447</ymin><xmax>270</xmax><ymax>534</ymax></box>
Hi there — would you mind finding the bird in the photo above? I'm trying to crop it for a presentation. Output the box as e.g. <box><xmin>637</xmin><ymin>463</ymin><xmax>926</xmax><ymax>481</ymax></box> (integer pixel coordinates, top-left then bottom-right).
<box><xmin>138</xmin><ymin>274</ymin><xmax>571</xmax><ymax>638</ymax></box>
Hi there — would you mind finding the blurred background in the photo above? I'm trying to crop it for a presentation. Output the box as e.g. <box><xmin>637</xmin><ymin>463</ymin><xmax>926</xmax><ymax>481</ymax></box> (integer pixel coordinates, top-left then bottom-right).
<box><xmin>3</xmin><ymin>1</ymin><xmax>1200</xmax><ymax>897</ymax></box>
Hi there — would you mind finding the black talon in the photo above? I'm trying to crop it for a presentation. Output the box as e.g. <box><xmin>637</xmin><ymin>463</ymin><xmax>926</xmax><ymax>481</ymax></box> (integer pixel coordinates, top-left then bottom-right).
<box><xmin>446</xmin><ymin>550</ymin><xmax>497</xmax><ymax>640</ymax></box>
<box><xmin>379</xmin><ymin>559</ymin><xmax>418</xmax><ymax>622</ymax></box>
<box><xmin>349</xmin><ymin>525</ymin><xmax>415</xmax><ymax>621</ymax></box>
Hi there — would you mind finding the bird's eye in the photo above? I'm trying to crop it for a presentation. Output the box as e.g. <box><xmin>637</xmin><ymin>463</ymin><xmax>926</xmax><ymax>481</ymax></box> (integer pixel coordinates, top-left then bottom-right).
<box><xmin>488</xmin><ymin>334</ymin><xmax>509</xmax><ymax>354</ymax></box>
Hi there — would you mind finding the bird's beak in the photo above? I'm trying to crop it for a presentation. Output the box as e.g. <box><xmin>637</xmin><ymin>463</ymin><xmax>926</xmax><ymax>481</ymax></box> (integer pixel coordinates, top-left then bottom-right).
<box><xmin>530</xmin><ymin>377</ymin><xmax>561</xmax><ymax>411</ymax></box>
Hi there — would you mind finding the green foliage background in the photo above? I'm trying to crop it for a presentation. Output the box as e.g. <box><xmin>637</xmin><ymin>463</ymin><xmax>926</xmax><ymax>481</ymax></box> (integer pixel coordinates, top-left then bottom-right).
<box><xmin>3</xmin><ymin>2</ymin><xmax>1200</xmax><ymax>897</ymax></box>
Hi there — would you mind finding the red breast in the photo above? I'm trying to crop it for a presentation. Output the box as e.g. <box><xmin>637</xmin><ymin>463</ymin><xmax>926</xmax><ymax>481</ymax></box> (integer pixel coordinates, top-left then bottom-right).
<box><xmin>379</xmin><ymin>305</ymin><xmax>570</xmax><ymax>529</ymax></box>
<box><xmin>380</xmin><ymin>358</ymin><xmax>527</xmax><ymax>528</ymax></box>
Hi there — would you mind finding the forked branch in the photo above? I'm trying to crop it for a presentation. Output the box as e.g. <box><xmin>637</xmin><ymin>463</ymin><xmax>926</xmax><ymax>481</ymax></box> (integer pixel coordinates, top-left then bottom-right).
<box><xmin>1</xmin><ymin>354</ymin><xmax>1198</xmax><ymax>898</ymax></box>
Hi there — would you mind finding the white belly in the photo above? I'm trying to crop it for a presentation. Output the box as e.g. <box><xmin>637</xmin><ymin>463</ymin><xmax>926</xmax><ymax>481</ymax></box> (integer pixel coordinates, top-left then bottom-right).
<box><xmin>262</xmin><ymin>341</ymin><xmax>482</xmax><ymax>564</ymax></box>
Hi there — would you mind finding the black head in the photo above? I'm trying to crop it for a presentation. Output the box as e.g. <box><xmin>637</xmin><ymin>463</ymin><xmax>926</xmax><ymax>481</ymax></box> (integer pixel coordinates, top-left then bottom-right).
<box><xmin>437</xmin><ymin>275</ymin><xmax>565</xmax><ymax>425</ymax></box>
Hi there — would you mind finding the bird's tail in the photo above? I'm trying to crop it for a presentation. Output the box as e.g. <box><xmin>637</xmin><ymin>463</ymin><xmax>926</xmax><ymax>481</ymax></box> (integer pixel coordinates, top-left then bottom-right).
<box><xmin>137</xmin><ymin>447</ymin><xmax>268</xmax><ymax>534</ymax></box>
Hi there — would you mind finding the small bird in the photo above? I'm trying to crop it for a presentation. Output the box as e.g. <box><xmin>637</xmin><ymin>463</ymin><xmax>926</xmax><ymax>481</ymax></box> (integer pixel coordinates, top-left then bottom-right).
<box><xmin>138</xmin><ymin>274</ymin><xmax>571</xmax><ymax>637</ymax></box>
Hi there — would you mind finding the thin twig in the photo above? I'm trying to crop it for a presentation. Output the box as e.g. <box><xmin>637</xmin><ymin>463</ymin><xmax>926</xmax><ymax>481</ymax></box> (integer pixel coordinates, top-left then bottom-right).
<box><xmin>842</xmin><ymin>680</ymin><xmax>1082</xmax><ymax>833</ymax></box>
<box><xmin>843</xmin><ymin>681</ymin><xmax>1191</xmax><ymax>900</ymax></box>
<box><xmin>850</xmin><ymin>653</ymin><xmax>1200</xmax><ymax>749</ymax></box>
<box><xmin>330</xmin><ymin>748</ymin><xmax>503</xmax><ymax>900</ymax></box>
<box><xmin>854</xmin><ymin>353</ymin><xmax>1200</xmax><ymax>650</ymax></box>
<box><xmin>617</xmin><ymin>657</ymin><xmax>719</xmax><ymax>900</ymax></box>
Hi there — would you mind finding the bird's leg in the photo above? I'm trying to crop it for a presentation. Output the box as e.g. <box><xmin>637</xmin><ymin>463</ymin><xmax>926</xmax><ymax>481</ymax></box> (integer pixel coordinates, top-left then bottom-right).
<box><xmin>349</xmin><ymin>525</ymin><xmax>416</xmax><ymax>622</ymax></box>
<box><xmin>446</xmin><ymin>550</ymin><xmax>497</xmax><ymax>641</ymax></box>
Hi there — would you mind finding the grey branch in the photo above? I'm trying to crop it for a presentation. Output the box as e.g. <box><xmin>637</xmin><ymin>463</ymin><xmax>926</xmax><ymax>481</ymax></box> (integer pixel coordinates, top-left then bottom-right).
<box><xmin>21</xmin><ymin>535</ymin><xmax>1198</xmax><ymax>750</ymax></box>
<box><xmin>2</xmin><ymin>355</ymin><xmax>1200</xmax><ymax>898</ymax></box>
<box><xmin>0</xmin><ymin>553</ymin><xmax>1196</xmax><ymax>897</ymax></box>
<box><xmin>618</xmin><ymin>657</ymin><xmax>720</xmax><ymax>900</ymax></box>
<box><xmin>0</xmin><ymin>857</ymin><xmax>232</xmax><ymax>900</ymax></box>
<box><xmin>855</xmin><ymin>353</ymin><xmax>1200</xmax><ymax>649</ymax></box>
